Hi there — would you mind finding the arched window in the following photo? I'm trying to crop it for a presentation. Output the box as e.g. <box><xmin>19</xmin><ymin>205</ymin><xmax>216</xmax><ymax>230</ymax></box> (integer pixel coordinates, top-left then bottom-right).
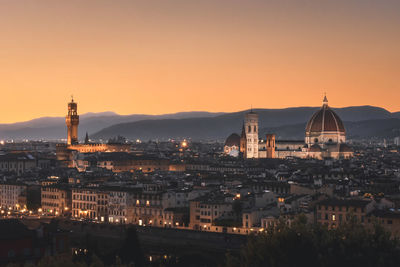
<box><xmin>254</xmin><ymin>125</ymin><xmax>257</xmax><ymax>132</ymax></box>
<box><xmin>328</xmin><ymin>139</ymin><xmax>333</xmax><ymax>143</ymax></box>
<box><xmin>314</xmin><ymin>138</ymin><xmax>318</xmax><ymax>143</ymax></box>
<box><xmin>248</xmin><ymin>126</ymin><xmax>251</xmax><ymax>132</ymax></box>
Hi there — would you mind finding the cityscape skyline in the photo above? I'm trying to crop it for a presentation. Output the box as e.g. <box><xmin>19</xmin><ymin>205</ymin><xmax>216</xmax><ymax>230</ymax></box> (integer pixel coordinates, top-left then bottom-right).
<box><xmin>1</xmin><ymin>1</ymin><xmax>400</xmax><ymax>265</ymax></box>
<box><xmin>1</xmin><ymin>0</ymin><xmax>400</xmax><ymax>123</ymax></box>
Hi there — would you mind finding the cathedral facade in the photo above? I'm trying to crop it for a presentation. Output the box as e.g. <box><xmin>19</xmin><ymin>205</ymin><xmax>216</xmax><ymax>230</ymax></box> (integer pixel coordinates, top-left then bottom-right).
<box><xmin>224</xmin><ymin>96</ymin><xmax>353</xmax><ymax>160</ymax></box>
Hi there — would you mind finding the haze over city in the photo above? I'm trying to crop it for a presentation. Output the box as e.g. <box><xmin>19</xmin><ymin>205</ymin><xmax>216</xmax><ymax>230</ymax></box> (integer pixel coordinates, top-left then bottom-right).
<box><xmin>1</xmin><ymin>0</ymin><xmax>400</xmax><ymax>123</ymax></box>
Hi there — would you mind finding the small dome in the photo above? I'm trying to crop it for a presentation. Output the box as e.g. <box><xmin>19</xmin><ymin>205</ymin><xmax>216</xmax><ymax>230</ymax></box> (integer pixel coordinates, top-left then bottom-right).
<box><xmin>225</xmin><ymin>133</ymin><xmax>241</xmax><ymax>147</ymax></box>
<box><xmin>306</xmin><ymin>96</ymin><xmax>345</xmax><ymax>134</ymax></box>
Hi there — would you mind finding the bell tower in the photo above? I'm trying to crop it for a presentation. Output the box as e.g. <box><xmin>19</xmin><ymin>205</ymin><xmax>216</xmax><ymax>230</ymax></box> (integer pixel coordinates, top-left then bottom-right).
<box><xmin>244</xmin><ymin>110</ymin><xmax>259</xmax><ymax>158</ymax></box>
<box><xmin>66</xmin><ymin>96</ymin><xmax>79</xmax><ymax>145</ymax></box>
<box><xmin>266</xmin><ymin>134</ymin><xmax>275</xmax><ymax>158</ymax></box>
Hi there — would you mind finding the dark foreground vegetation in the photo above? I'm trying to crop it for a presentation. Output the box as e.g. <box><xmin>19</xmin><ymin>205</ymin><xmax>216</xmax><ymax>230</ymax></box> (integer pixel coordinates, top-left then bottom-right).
<box><xmin>225</xmin><ymin>216</ymin><xmax>400</xmax><ymax>267</ymax></box>
<box><xmin>6</xmin><ymin>217</ymin><xmax>400</xmax><ymax>267</ymax></box>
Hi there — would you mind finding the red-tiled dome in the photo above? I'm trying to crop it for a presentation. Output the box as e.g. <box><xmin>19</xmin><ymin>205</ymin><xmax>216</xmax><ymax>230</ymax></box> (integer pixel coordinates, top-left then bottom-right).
<box><xmin>225</xmin><ymin>133</ymin><xmax>241</xmax><ymax>147</ymax></box>
<box><xmin>306</xmin><ymin>97</ymin><xmax>345</xmax><ymax>134</ymax></box>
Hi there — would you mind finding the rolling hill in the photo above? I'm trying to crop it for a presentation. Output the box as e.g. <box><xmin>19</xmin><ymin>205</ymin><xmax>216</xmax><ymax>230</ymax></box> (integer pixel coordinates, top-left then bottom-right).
<box><xmin>91</xmin><ymin>106</ymin><xmax>400</xmax><ymax>141</ymax></box>
<box><xmin>0</xmin><ymin>111</ymin><xmax>224</xmax><ymax>140</ymax></box>
<box><xmin>1</xmin><ymin>106</ymin><xmax>398</xmax><ymax>141</ymax></box>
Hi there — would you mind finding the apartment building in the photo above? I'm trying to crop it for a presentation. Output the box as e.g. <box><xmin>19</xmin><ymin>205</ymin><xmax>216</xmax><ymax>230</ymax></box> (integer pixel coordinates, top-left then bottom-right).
<box><xmin>41</xmin><ymin>185</ymin><xmax>71</xmax><ymax>215</ymax></box>
<box><xmin>72</xmin><ymin>188</ymin><xmax>98</xmax><ymax>219</ymax></box>
<box><xmin>0</xmin><ymin>182</ymin><xmax>27</xmax><ymax>210</ymax></box>
<box><xmin>316</xmin><ymin>198</ymin><xmax>375</xmax><ymax>229</ymax></box>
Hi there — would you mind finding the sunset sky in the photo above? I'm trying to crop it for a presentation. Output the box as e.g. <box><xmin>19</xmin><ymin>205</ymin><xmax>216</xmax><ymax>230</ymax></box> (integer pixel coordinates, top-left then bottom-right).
<box><xmin>1</xmin><ymin>0</ymin><xmax>399</xmax><ymax>123</ymax></box>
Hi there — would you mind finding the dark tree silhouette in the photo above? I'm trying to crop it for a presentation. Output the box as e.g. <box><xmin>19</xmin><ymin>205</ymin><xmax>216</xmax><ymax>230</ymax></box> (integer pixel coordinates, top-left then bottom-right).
<box><xmin>225</xmin><ymin>215</ymin><xmax>400</xmax><ymax>267</ymax></box>
<box><xmin>118</xmin><ymin>226</ymin><xmax>145</xmax><ymax>267</ymax></box>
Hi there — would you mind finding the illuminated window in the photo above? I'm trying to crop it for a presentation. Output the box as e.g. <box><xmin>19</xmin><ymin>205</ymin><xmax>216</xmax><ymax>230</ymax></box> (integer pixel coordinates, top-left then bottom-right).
<box><xmin>332</xmin><ymin>214</ymin><xmax>336</xmax><ymax>221</ymax></box>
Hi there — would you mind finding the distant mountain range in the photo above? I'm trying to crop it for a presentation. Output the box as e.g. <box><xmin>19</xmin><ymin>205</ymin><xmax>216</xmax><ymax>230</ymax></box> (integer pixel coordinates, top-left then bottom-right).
<box><xmin>0</xmin><ymin>106</ymin><xmax>399</xmax><ymax>141</ymax></box>
<box><xmin>0</xmin><ymin>111</ymin><xmax>224</xmax><ymax>140</ymax></box>
<box><xmin>91</xmin><ymin>106</ymin><xmax>400</xmax><ymax>141</ymax></box>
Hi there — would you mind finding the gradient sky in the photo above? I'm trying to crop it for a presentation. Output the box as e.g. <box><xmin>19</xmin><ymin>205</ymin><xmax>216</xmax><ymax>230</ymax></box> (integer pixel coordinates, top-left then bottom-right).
<box><xmin>1</xmin><ymin>0</ymin><xmax>399</xmax><ymax>123</ymax></box>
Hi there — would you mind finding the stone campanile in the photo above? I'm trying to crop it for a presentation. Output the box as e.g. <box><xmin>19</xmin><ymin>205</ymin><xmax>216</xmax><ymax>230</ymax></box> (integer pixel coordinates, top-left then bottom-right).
<box><xmin>66</xmin><ymin>97</ymin><xmax>79</xmax><ymax>145</ymax></box>
<box><xmin>244</xmin><ymin>110</ymin><xmax>259</xmax><ymax>158</ymax></box>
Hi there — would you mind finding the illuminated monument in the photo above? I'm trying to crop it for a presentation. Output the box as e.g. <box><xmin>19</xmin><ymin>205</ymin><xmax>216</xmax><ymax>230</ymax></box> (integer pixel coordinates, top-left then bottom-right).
<box><xmin>243</xmin><ymin>110</ymin><xmax>259</xmax><ymax>159</ymax></box>
<box><xmin>56</xmin><ymin>98</ymin><xmax>130</xmax><ymax>166</ymax></box>
<box><xmin>225</xmin><ymin>95</ymin><xmax>353</xmax><ymax>160</ymax></box>
<box><xmin>66</xmin><ymin>97</ymin><xmax>79</xmax><ymax>145</ymax></box>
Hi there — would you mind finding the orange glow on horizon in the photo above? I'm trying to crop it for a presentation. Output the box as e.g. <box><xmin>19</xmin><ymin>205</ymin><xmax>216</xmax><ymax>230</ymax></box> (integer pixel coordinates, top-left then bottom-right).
<box><xmin>0</xmin><ymin>0</ymin><xmax>399</xmax><ymax>123</ymax></box>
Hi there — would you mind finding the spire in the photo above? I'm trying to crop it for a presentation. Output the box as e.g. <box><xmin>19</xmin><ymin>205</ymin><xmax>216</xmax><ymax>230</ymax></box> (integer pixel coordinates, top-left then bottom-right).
<box><xmin>241</xmin><ymin>122</ymin><xmax>246</xmax><ymax>138</ymax></box>
<box><xmin>85</xmin><ymin>132</ymin><xmax>89</xmax><ymax>144</ymax></box>
<box><xmin>71</xmin><ymin>94</ymin><xmax>74</xmax><ymax>103</ymax></box>
<box><xmin>249</xmin><ymin>104</ymin><xmax>257</xmax><ymax>114</ymax></box>
<box><xmin>323</xmin><ymin>93</ymin><xmax>328</xmax><ymax>107</ymax></box>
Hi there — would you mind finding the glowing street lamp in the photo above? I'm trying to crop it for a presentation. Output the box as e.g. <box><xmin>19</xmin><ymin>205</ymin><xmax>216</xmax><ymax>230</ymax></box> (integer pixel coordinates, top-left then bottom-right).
<box><xmin>181</xmin><ymin>140</ymin><xmax>188</xmax><ymax>148</ymax></box>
